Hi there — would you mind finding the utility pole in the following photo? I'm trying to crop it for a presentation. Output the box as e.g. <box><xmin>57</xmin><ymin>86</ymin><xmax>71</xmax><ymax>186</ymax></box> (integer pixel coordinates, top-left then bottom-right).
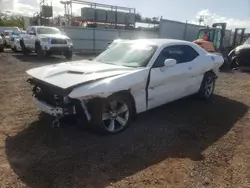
<box><xmin>60</xmin><ymin>1</ymin><xmax>71</xmax><ymax>26</ymax></box>
<box><xmin>40</xmin><ymin>0</ymin><xmax>48</xmax><ymax>25</ymax></box>
<box><xmin>198</xmin><ymin>15</ymin><xmax>204</xmax><ymax>25</ymax></box>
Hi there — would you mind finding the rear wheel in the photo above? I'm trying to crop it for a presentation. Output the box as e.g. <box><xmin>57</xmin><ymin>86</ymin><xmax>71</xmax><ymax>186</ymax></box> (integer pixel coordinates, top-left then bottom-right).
<box><xmin>198</xmin><ymin>72</ymin><xmax>215</xmax><ymax>100</ymax></box>
<box><xmin>89</xmin><ymin>94</ymin><xmax>133</xmax><ymax>134</ymax></box>
<box><xmin>0</xmin><ymin>47</ymin><xmax>3</xmax><ymax>52</ymax></box>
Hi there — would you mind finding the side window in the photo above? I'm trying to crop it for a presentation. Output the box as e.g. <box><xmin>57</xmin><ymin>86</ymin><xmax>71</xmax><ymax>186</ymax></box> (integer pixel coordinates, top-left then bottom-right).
<box><xmin>31</xmin><ymin>27</ymin><xmax>36</xmax><ymax>34</ymax></box>
<box><xmin>26</xmin><ymin>27</ymin><xmax>31</xmax><ymax>33</ymax></box>
<box><xmin>181</xmin><ymin>45</ymin><xmax>199</xmax><ymax>62</ymax></box>
<box><xmin>153</xmin><ymin>45</ymin><xmax>199</xmax><ymax>68</ymax></box>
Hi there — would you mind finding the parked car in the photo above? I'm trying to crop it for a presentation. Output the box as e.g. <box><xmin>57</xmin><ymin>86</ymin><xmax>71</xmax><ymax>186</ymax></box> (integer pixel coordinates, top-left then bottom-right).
<box><xmin>20</xmin><ymin>26</ymin><xmax>73</xmax><ymax>59</ymax></box>
<box><xmin>229</xmin><ymin>36</ymin><xmax>250</xmax><ymax>68</ymax></box>
<box><xmin>3</xmin><ymin>30</ymin><xmax>13</xmax><ymax>47</ymax></box>
<box><xmin>0</xmin><ymin>26</ymin><xmax>20</xmax><ymax>33</ymax></box>
<box><xmin>0</xmin><ymin>35</ymin><xmax>4</xmax><ymax>52</ymax></box>
<box><xmin>26</xmin><ymin>39</ymin><xmax>224</xmax><ymax>134</ymax></box>
<box><xmin>10</xmin><ymin>30</ymin><xmax>26</xmax><ymax>52</ymax></box>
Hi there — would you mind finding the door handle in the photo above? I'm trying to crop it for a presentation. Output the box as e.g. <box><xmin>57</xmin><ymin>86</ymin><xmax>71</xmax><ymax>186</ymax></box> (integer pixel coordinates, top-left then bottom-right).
<box><xmin>188</xmin><ymin>67</ymin><xmax>192</xmax><ymax>70</ymax></box>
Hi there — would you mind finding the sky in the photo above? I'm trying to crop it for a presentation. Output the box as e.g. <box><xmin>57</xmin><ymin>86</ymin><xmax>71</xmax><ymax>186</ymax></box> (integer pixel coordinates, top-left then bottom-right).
<box><xmin>1</xmin><ymin>0</ymin><xmax>250</xmax><ymax>30</ymax></box>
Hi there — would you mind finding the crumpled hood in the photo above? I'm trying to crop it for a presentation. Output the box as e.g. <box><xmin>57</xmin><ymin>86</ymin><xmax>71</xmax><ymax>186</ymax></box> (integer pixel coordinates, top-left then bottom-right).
<box><xmin>26</xmin><ymin>60</ymin><xmax>137</xmax><ymax>89</ymax></box>
<box><xmin>39</xmin><ymin>34</ymin><xmax>69</xmax><ymax>39</ymax></box>
<box><xmin>236</xmin><ymin>44</ymin><xmax>250</xmax><ymax>51</ymax></box>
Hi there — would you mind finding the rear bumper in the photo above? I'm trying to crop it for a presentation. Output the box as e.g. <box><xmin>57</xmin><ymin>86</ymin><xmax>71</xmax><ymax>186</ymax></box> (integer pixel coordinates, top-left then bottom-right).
<box><xmin>235</xmin><ymin>50</ymin><xmax>250</xmax><ymax>66</ymax></box>
<box><xmin>35</xmin><ymin>99</ymin><xmax>76</xmax><ymax>117</ymax></box>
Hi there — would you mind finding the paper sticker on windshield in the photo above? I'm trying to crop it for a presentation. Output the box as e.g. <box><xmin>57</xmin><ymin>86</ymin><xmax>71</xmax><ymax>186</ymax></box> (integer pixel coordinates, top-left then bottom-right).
<box><xmin>144</xmin><ymin>46</ymin><xmax>153</xmax><ymax>50</ymax></box>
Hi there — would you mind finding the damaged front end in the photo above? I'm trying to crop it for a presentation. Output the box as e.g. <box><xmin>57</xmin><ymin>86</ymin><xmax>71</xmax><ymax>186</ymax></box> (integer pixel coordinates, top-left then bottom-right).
<box><xmin>27</xmin><ymin>78</ymin><xmax>93</xmax><ymax>125</ymax></box>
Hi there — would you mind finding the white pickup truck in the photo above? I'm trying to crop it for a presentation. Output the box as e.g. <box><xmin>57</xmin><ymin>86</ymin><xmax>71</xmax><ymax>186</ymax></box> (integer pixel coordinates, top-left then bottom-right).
<box><xmin>20</xmin><ymin>26</ymin><xmax>73</xmax><ymax>60</ymax></box>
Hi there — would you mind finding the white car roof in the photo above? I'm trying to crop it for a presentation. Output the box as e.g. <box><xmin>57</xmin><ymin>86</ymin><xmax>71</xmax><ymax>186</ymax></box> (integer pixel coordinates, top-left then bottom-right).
<box><xmin>4</xmin><ymin>30</ymin><xmax>13</xmax><ymax>32</ymax></box>
<box><xmin>118</xmin><ymin>39</ymin><xmax>206</xmax><ymax>54</ymax></box>
<box><xmin>119</xmin><ymin>39</ymin><xmax>196</xmax><ymax>47</ymax></box>
<box><xmin>32</xmin><ymin>26</ymin><xmax>59</xmax><ymax>29</ymax></box>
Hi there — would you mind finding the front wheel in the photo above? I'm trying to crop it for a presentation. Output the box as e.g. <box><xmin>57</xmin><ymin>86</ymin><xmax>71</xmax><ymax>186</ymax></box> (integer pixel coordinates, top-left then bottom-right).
<box><xmin>89</xmin><ymin>94</ymin><xmax>133</xmax><ymax>134</ymax></box>
<box><xmin>64</xmin><ymin>50</ymin><xmax>73</xmax><ymax>60</ymax></box>
<box><xmin>12</xmin><ymin>46</ymin><xmax>17</xmax><ymax>52</ymax></box>
<box><xmin>35</xmin><ymin>43</ymin><xmax>45</xmax><ymax>58</ymax></box>
<box><xmin>198</xmin><ymin>72</ymin><xmax>215</xmax><ymax>100</ymax></box>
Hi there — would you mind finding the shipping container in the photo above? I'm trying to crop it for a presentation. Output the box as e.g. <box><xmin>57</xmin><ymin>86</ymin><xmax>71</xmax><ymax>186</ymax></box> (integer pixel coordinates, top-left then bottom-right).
<box><xmin>81</xmin><ymin>7</ymin><xmax>95</xmax><ymax>20</ymax></box>
<box><xmin>126</xmin><ymin>13</ymin><xmax>135</xmax><ymax>24</ymax></box>
<box><xmin>96</xmin><ymin>9</ymin><xmax>107</xmax><ymax>22</ymax></box>
<box><xmin>107</xmin><ymin>10</ymin><xmax>116</xmax><ymax>23</ymax></box>
<box><xmin>116</xmin><ymin>12</ymin><xmax>126</xmax><ymax>24</ymax></box>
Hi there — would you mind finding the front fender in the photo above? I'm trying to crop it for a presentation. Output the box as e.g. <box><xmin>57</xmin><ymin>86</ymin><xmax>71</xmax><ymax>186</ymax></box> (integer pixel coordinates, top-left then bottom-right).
<box><xmin>68</xmin><ymin>69</ymin><xmax>148</xmax><ymax>99</ymax></box>
<box><xmin>68</xmin><ymin>68</ymin><xmax>149</xmax><ymax>113</ymax></box>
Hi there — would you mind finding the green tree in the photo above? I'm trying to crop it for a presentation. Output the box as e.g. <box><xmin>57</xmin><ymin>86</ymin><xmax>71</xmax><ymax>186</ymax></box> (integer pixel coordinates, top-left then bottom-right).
<box><xmin>0</xmin><ymin>12</ymin><xmax>24</xmax><ymax>28</ymax></box>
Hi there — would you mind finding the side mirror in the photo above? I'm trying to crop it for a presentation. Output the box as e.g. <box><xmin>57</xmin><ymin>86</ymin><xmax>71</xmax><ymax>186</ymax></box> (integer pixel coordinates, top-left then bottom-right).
<box><xmin>164</xmin><ymin>59</ymin><xmax>177</xmax><ymax>67</ymax></box>
<box><xmin>29</xmin><ymin>31</ymin><xmax>36</xmax><ymax>35</ymax></box>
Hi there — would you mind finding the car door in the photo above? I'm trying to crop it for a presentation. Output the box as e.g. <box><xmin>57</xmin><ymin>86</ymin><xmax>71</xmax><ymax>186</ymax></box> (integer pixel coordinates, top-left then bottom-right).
<box><xmin>30</xmin><ymin>27</ymin><xmax>37</xmax><ymax>49</ymax></box>
<box><xmin>147</xmin><ymin>45</ymin><xmax>199</xmax><ymax>110</ymax></box>
<box><xmin>23</xmin><ymin>27</ymin><xmax>31</xmax><ymax>48</ymax></box>
<box><xmin>29</xmin><ymin>27</ymin><xmax>37</xmax><ymax>49</ymax></box>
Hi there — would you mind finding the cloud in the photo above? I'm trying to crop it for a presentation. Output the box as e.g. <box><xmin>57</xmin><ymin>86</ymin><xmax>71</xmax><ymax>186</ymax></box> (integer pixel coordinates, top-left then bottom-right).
<box><xmin>194</xmin><ymin>9</ymin><xmax>250</xmax><ymax>31</ymax></box>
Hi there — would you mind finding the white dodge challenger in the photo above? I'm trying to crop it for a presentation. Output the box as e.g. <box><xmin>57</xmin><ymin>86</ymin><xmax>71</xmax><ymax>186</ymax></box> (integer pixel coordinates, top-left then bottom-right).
<box><xmin>26</xmin><ymin>39</ymin><xmax>224</xmax><ymax>134</ymax></box>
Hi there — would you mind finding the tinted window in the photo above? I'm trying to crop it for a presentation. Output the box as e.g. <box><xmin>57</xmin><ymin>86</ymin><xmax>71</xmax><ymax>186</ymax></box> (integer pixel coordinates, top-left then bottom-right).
<box><xmin>26</xmin><ymin>27</ymin><xmax>31</xmax><ymax>33</ymax></box>
<box><xmin>31</xmin><ymin>27</ymin><xmax>36</xmax><ymax>33</ymax></box>
<box><xmin>153</xmin><ymin>45</ymin><xmax>199</xmax><ymax>68</ymax></box>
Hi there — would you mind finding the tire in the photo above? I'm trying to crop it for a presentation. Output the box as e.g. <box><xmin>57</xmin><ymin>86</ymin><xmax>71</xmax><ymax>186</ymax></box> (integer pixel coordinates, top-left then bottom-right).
<box><xmin>13</xmin><ymin>45</ymin><xmax>17</xmax><ymax>52</ymax></box>
<box><xmin>46</xmin><ymin>51</ymin><xmax>51</xmax><ymax>56</ymax></box>
<box><xmin>0</xmin><ymin>47</ymin><xmax>3</xmax><ymax>52</ymax></box>
<box><xmin>198</xmin><ymin>72</ymin><xmax>215</xmax><ymax>100</ymax></box>
<box><xmin>64</xmin><ymin>50</ymin><xmax>73</xmax><ymax>60</ymax></box>
<box><xmin>11</xmin><ymin>46</ymin><xmax>17</xmax><ymax>52</ymax></box>
<box><xmin>88</xmin><ymin>94</ymin><xmax>133</xmax><ymax>134</ymax></box>
<box><xmin>20</xmin><ymin>40</ymin><xmax>29</xmax><ymax>56</ymax></box>
<box><xmin>35</xmin><ymin>42</ymin><xmax>45</xmax><ymax>58</ymax></box>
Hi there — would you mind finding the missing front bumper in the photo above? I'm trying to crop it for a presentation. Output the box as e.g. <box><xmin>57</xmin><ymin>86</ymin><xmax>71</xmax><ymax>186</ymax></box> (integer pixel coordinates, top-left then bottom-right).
<box><xmin>35</xmin><ymin>99</ymin><xmax>76</xmax><ymax>117</ymax></box>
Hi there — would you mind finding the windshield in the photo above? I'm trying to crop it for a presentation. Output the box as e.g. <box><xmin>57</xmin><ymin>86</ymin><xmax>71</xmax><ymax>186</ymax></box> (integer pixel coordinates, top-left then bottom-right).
<box><xmin>244</xmin><ymin>37</ymin><xmax>250</xmax><ymax>44</ymax></box>
<box><xmin>94</xmin><ymin>42</ymin><xmax>157</xmax><ymax>67</ymax></box>
<box><xmin>11</xmin><ymin>35</ymin><xmax>19</xmax><ymax>38</ymax></box>
<box><xmin>37</xmin><ymin>27</ymin><xmax>61</xmax><ymax>35</ymax></box>
<box><xmin>4</xmin><ymin>32</ymin><xmax>11</xmax><ymax>36</ymax></box>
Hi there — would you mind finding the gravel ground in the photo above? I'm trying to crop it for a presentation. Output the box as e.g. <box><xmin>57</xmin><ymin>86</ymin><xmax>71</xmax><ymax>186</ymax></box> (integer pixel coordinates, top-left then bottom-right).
<box><xmin>0</xmin><ymin>50</ymin><xmax>250</xmax><ymax>188</ymax></box>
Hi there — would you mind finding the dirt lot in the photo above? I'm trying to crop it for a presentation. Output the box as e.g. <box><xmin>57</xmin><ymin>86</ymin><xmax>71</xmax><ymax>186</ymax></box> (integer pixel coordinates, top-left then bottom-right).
<box><xmin>1</xmin><ymin>50</ymin><xmax>250</xmax><ymax>188</ymax></box>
